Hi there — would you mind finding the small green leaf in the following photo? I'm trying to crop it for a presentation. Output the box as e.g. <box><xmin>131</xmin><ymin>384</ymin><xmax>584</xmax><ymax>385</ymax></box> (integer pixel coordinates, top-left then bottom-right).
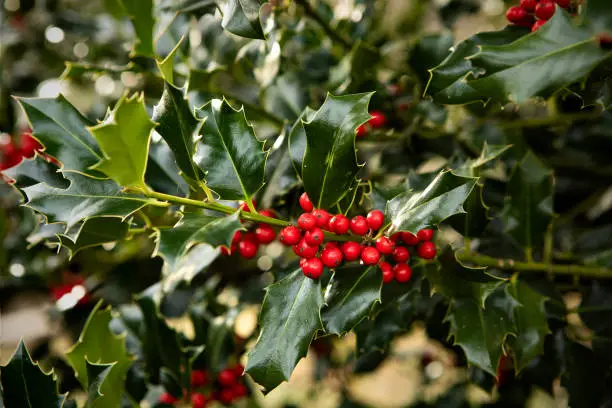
<box><xmin>89</xmin><ymin>94</ymin><xmax>156</xmax><ymax>189</ymax></box>
<box><xmin>16</xmin><ymin>96</ymin><xmax>103</xmax><ymax>176</ymax></box>
<box><xmin>152</xmin><ymin>83</ymin><xmax>203</xmax><ymax>182</ymax></box>
<box><xmin>3</xmin><ymin>155</ymin><xmax>68</xmax><ymax>189</ymax></box>
<box><xmin>506</xmin><ymin>279</ymin><xmax>550</xmax><ymax>371</ymax></box>
<box><xmin>322</xmin><ymin>265</ymin><xmax>382</xmax><ymax>335</ymax></box>
<box><xmin>301</xmin><ymin>93</ymin><xmax>372</xmax><ymax>210</ymax></box>
<box><xmin>387</xmin><ymin>170</ymin><xmax>478</xmax><ymax>234</ymax></box>
<box><xmin>501</xmin><ymin>151</ymin><xmax>554</xmax><ymax>252</ymax></box>
<box><xmin>66</xmin><ymin>301</ymin><xmax>133</xmax><ymax>408</ymax></box>
<box><xmin>146</xmin><ymin>139</ymin><xmax>190</xmax><ymax>196</ymax></box>
<box><xmin>0</xmin><ymin>341</ymin><xmax>66</xmax><ymax>407</ymax></box>
<box><xmin>157</xmin><ymin>36</ymin><xmax>185</xmax><ymax>85</ymax></box>
<box><xmin>246</xmin><ymin>269</ymin><xmax>324</xmax><ymax>392</ymax></box>
<box><xmin>453</xmin><ymin>143</ymin><xmax>512</xmax><ymax>177</ymax></box>
<box><xmin>446</xmin><ymin>287</ymin><xmax>517</xmax><ymax>376</ymax></box>
<box><xmin>58</xmin><ymin>217</ymin><xmax>129</xmax><ymax>258</ymax></box>
<box><xmin>221</xmin><ymin>0</ymin><xmax>265</xmax><ymax>40</ymax></box>
<box><xmin>194</xmin><ymin>99</ymin><xmax>268</xmax><ymax>201</ymax></box>
<box><xmin>120</xmin><ymin>0</ymin><xmax>156</xmax><ymax>57</ymax></box>
<box><xmin>155</xmin><ymin>211</ymin><xmax>243</xmax><ymax>274</ymax></box>
<box><xmin>447</xmin><ymin>183</ymin><xmax>490</xmax><ymax>238</ymax></box>
<box><xmin>288</xmin><ymin>107</ymin><xmax>315</xmax><ymax>179</ymax></box>
<box><xmin>21</xmin><ymin>172</ymin><xmax>159</xmax><ymax>230</ymax></box>
<box><xmin>84</xmin><ymin>361</ymin><xmax>115</xmax><ymax>408</ymax></box>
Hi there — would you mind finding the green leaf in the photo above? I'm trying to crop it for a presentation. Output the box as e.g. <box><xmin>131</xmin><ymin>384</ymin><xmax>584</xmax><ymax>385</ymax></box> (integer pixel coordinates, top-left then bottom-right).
<box><xmin>120</xmin><ymin>0</ymin><xmax>156</xmax><ymax>57</ymax></box>
<box><xmin>146</xmin><ymin>139</ymin><xmax>190</xmax><ymax>196</ymax></box>
<box><xmin>84</xmin><ymin>361</ymin><xmax>115</xmax><ymax>408</ymax></box>
<box><xmin>21</xmin><ymin>172</ymin><xmax>159</xmax><ymax>230</ymax></box>
<box><xmin>156</xmin><ymin>211</ymin><xmax>242</xmax><ymax>274</ymax></box>
<box><xmin>446</xmin><ymin>183</ymin><xmax>490</xmax><ymax>238</ymax></box>
<box><xmin>3</xmin><ymin>155</ymin><xmax>68</xmax><ymax>189</ymax></box>
<box><xmin>206</xmin><ymin>310</ymin><xmax>237</xmax><ymax>373</ymax></box>
<box><xmin>446</xmin><ymin>287</ymin><xmax>517</xmax><ymax>376</ymax></box>
<box><xmin>583</xmin><ymin>0</ymin><xmax>612</xmax><ymax>33</ymax></box>
<box><xmin>0</xmin><ymin>341</ymin><xmax>66</xmax><ymax>407</ymax></box>
<box><xmin>246</xmin><ymin>269</ymin><xmax>324</xmax><ymax>392</ymax></box>
<box><xmin>263</xmin><ymin>74</ymin><xmax>309</xmax><ymax>122</ymax></box>
<box><xmin>501</xmin><ymin>151</ymin><xmax>554</xmax><ymax>251</ymax></box>
<box><xmin>453</xmin><ymin>143</ymin><xmax>512</xmax><ymax>177</ymax></box>
<box><xmin>88</xmin><ymin>94</ymin><xmax>156</xmax><ymax>189</ymax></box>
<box><xmin>301</xmin><ymin>93</ymin><xmax>372</xmax><ymax>210</ymax></box>
<box><xmin>157</xmin><ymin>36</ymin><xmax>185</xmax><ymax>85</ymax></box>
<box><xmin>387</xmin><ymin>170</ymin><xmax>478</xmax><ymax>234</ymax></box>
<box><xmin>16</xmin><ymin>96</ymin><xmax>103</xmax><ymax>176</ymax></box>
<box><xmin>288</xmin><ymin>107</ymin><xmax>315</xmax><ymax>179</ymax></box>
<box><xmin>58</xmin><ymin>217</ymin><xmax>129</xmax><ymax>258</ymax></box>
<box><xmin>152</xmin><ymin>83</ymin><xmax>203</xmax><ymax>182</ymax></box>
<box><xmin>221</xmin><ymin>0</ymin><xmax>265</xmax><ymax>40</ymax></box>
<box><xmin>409</xmin><ymin>32</ymin><xmax>455</xmax><ymax>85</ymax></box>
<box><xmin>468</xmin><ymin>10</ymin><xmax>612</xmax><ymax>103</ymax></box>
<box><xmin>26</xmin><ymin>222</ymin><xmax>65</xmax><ymax>247</ymax></box>
<box><xmin>506</xmin><ymin>279</ymin><xmax>550</xmax><ymax>371</ymax></box>
<box><xmin>194</xmin><ymin>99</ymin><xmax>268</xmax><ymax>200</ymax></box>
<box><xmin>426</xmin><ymin>26</ymin><xmax>527</xmax><ymax>104</ymax></box>
<box><xmin>322</xmin><ymin>265</ymin><xmax>382</xmax><ymax>335</ymax></box>
<box><xmin>66</xmin><ymin>301</ymin><xmax>133</xmax><ymax>408</ymax></box>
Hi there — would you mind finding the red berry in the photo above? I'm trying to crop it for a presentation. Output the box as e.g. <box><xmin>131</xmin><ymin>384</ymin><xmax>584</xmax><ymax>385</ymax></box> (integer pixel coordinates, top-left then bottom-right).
<box><xmin>417</xmin><ymin>241</ymin><xmax>437</xmax><ymax>260</ymax></box>
<box><xmin>375</xmin><ymin>236</ymin><xmax>395</xmax><ymax>255</ymax></box>
<box><xmin>417</xmin><ymin>229</ymin><xmax>434</xmax><ymax>242</ymax></box>
<box><xmin>191</xmin><ymin>392</ymin><xmax>208</xmax><ymax>408</ymax></box>
<box><xmin>312</xmin><ymin>209</ymin><xmax>331</xmax><ymax>228</ymax></box>
<box><xmin>280</xmin><ymin>226</ymin><xmax>302</xmax><ymax>245</ymax></box>
<box><xmin>231</xmin><ymin>363</ymin><xmax>244</xmax><ymax>376</ymax></box>
<box><xmin>517</xmin><ymin>14</ymin><xmax>536</xmax><ymax>27</ymax></box>
<box><xmin>401</xmin><ymin>232</ymin><xmax>420</xmax><ymax>246</ymax></box>
<box><xmin>298</xmin><ymin>213</ymin><xmax>317</xmax><ymax>230</ymax></box>
<box><xmin>218</xmin><ymin>369</ymin><xmax>237</xmax><ymax>387</ymax></box>
<box><xmin>238</xmin><ymin>239</ymin><xmax>258</xmax><ymax>258</ymax></box>
<box><xmin>519</xmin><ymin>0</ymin><xmax>538</xmax><ymax>12</ymax></box>
<box><xmin>191</xmin><ymin>370</ymin><xmax>208</xmax><ymax>387</ymax></box>
<box><xmin>330</xmin><ymin>214</ymin><xmax>350</xmax><ymax>234</ymax></box>
<box><xmin>255</xmin><ymin>224</ymin><xmax>276</xmax><ymax>244</ymax></box>
<box><xmin>259</xmin><ymin>209</ymin><xmax>275</xmax><ymax>218</ymax></box>
<box><xmin>356</xmin><ymin>124</ymin><xmax>368</xmax><ymax>138</ymax></box>
<box><xmin>324</xmin><ymin>241</ymin><xmax>339</xmax><ymax>250</ymax></box>
<box><xmin>341</xmin><ymin>241</ymin><xmax>362</xmax><ymax>261</ymax></box>
<box><xmin>299</xmin><ymin>192</ymin><xmax>314</xmax><ymax>212</ymax></box>
<box><xmin>293</xmin><ymin>239</ymin><xmax>319</xmax><ymax>259</ymax></box>
<box><xmin>350</xmin><ymin>216</ymin><xmax>369</xmax><ymax>235</ymax></box>
<box><xmin>19</xmin><ymin>134</ymin><xmax>41</xmax><ymax>158</ymax></box>
<box><xmin>231</xmin><ymin>231</ymin><xmax>243</xmax><ymax>245</ymax></box>
<box><xmin>159</xmin><ymin>392</ymin><xmax>178</xmax><ymax>404</ymax></box>
<box><xmin>392</xmin><ymin>246</ymin><xmax>410</xmax><ymax>263</ymax></box>
<box><xmin>369</xmin><ymin>110</ymin><xmax>387</xmax><ymax>128</ymax></box>
<box><xmin>380</xmin><ymin>262</ymin><xmax>393</xmax><ymax>283</ymax></box>
<box><xmin>220</xmin><ymin>247</ymin><xmax>231</xmax><ymax>256</ymax></box>
<box><xmin>321</xmin><ymin>247</ymin><xmax>343</xmax><ymax>268</ymax></box>
<box><xmin>218</xmin><ymin>388</ymin><xmax>234</xmax><ymax>405</ymax></box>
<box><xmin>393</xmin><ymin>263</ymin><xmax>412</xmax><ymax>283</ymax></box>
<box><xmin>554</xmin><ymin>0</ymin><xmax>571</xmax><ymax>8</ymax></box>
<box><xmin>301</xmin><ymin>257</ymin><xmax>324</xmax><ymax>279</ymax></box>
<box><xmin>506</xmin><ymin>6</ymin><xmax>527</xmax><ymax>24</ymax></box>
<box><xmin>361</xmin><ymin>246</ymin><xmax>381</xmax><ymax>265</ymax></box>
<box><xmin>366</xmin><ymin>210</ymin><xmax>385</xmax><ymax>231</ymax></box>
<box><xmin>535</xmin><ymin>2</ymin><xmax>555</xmax><ymax>20</ymax></box>
<box><xmin>532</xmin><ymin>19</ymin><xmax>547</xmax><ymax>31</ymax></box>
<box><xmin>239</xmin><ymin>200</ymin><xmax>256</xmax><ymax>212</ymax></box>
<box><xmin>598</xmin><ymin>33</ymin><xmax>612</xmax><ymax>47</ymax></box>
<box><xmin>391</xmin><ymin>232</ymin><xmax>402</xmax><ymax>242</ymax></box>
<box><xmin>304</xmin><ymin>227</ymin><xmax>325</xmax><ymax>246</ymax></box>
<box><xmin>379</xmin><ymin>261</ymin><xmax>392</xmax><ymax>272</ymax></box>
<box><xmin>232</xmin><ymin>383</ymin><xmax>248</xmax><ymax>398</ymax></box>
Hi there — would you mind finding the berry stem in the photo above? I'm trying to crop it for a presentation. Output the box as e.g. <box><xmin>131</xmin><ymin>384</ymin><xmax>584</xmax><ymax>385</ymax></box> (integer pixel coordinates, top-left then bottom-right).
<box><xmin>142</xmin><ymin>190</ymin><xmax>291</xmax><ymax>227</ymax></box>
<box><xmin>457</xmin><ymin>250</ymin><xmax>612</xmax><ymax>279</ymax></box>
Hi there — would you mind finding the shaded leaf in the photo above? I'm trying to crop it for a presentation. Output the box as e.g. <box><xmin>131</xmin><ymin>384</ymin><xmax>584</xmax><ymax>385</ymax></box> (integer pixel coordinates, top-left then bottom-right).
<box><xmin>121</xmin><ymin>0</ymin><xmax>156</xmax><ymax>57</ymax></box>
<box><xmin>409</xmin><ymin>32</ymin><xmax>455</xmax><ymax>85</ymax></box>
<box><xmin>221</xmin><ymin>0</ymin><xmax>265</xmax><ymax>40</ymax></box>
<box><xmin>66</xmin><ymin>301</ymin><xmax>133</xmax><ymax>408</ymax></box>
<box><xmin>322</xmin><ymin>265</ymin><xmax>382</xmax><ymax>335</ymax></box>
<box><xmin>3</xmin><ymin>154</ymin><xmax>68</xmax><ymax>189</ymax></box>
<box><xmin>302</xmin><ymin>93</ymin><xmax>372</xmax><ymax>209</ymax></box>
<box><xmin>263</xmin><ymin>74</ymin><xmax>309</xmax><ymax>122</ymax></box>
<box><xmin>501</xmin><ymin>151</ymin><xmax>554</xmax><ymax>251</ymax></box>
<box><xmin>21</xmin><ymin>172</ymin><xmax>159</xmax><ymax>230</ymax></box>
<box><xmin>89</xmin><ymin>93</ymin><xmax>156</xmax><ymax>189</ymax></box>
<box><xmin>58</xmin><ymin>217</ymin><xmax>130</xmax><ymax>258</ymax></box>
<box><xmin>246</xmin><ymin>269</ymin><xmax>324</xmax><ymax>392</ymax></box>
<box><xmin>146</xmin><ymin>138</ymin><xmax>190</xmax><ymax>196</ymax></box>
<box><xmin>387</xmin><ymin>170</ymin><xmax>478</xmax><ymax>234</ymax></box>
<box><xmin>288</xmin><ymin>107</ymin><xmax>315</xmax><ymax>179</ymax></box>
<box><xmin>17</xmin><ymin>96</ymin><xmax>103</xmax><ymax>176</ymax></box>
<box><xmin>447</xmin><ymin>183</ymin><xmax>489</xmax><ymax>238</ymax></box>
<box><xmin>0</xmin><ymin>341</ymin><xmax>66</xmax><ymax>407</ymax></box>
<box><xmin>84</xmin><ymin>361</ymin><xmax>115</xmax><ymax>408</ymax></box>
<box><xmin>206</xmin><ymin>310</ymin><xmax>237</xmax><ymax>373</ymax></box>
<box><xmin>194</xmin><ymin>99</ymin><xmax>267</xmax><ymax>200</ymax></box>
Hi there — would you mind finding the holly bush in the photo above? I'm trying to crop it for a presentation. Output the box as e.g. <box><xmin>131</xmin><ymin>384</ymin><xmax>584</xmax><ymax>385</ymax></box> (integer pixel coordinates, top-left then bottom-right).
<box><xmin>1</xmin><ymin>0</ymin><xmax>612</xmax><ymax>406</ymax></box>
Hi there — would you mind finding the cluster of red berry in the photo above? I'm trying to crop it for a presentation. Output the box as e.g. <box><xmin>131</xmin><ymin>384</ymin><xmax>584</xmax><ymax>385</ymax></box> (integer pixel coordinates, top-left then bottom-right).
<box><xmin>506</xmin><ymin>0</ymin><xmax>572</xmax><ymax>32</ymax></box>
<box><xmin>278</xmin><ymin>193</ymin><xmax>437</xmax><ymax>282</ymax></box>
<box><xmin>159</xmin><ymin>364</ymin><xmax>247</xmax><ymax>407</ymax></box>
<box><xmin>221</xmin><ymin>203</ymin><xmax>277</xmax><ymax>259</ymax></box>
<box><xmin>356</xmin><ymin>110</ymin><xmax>387</xmax><ymax>138</ymax></box>
<box><xmin>0</xmin><ymin>131</ymin><xmax>42</xmax><ymax>170</ymax></box>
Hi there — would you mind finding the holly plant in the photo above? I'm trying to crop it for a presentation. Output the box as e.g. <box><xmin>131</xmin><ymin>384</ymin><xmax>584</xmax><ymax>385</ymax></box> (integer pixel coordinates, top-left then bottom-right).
<box><xmin>1</xmin><ymin>0</ymin><xmax>612</xmax><ymax>407</ymax></box>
